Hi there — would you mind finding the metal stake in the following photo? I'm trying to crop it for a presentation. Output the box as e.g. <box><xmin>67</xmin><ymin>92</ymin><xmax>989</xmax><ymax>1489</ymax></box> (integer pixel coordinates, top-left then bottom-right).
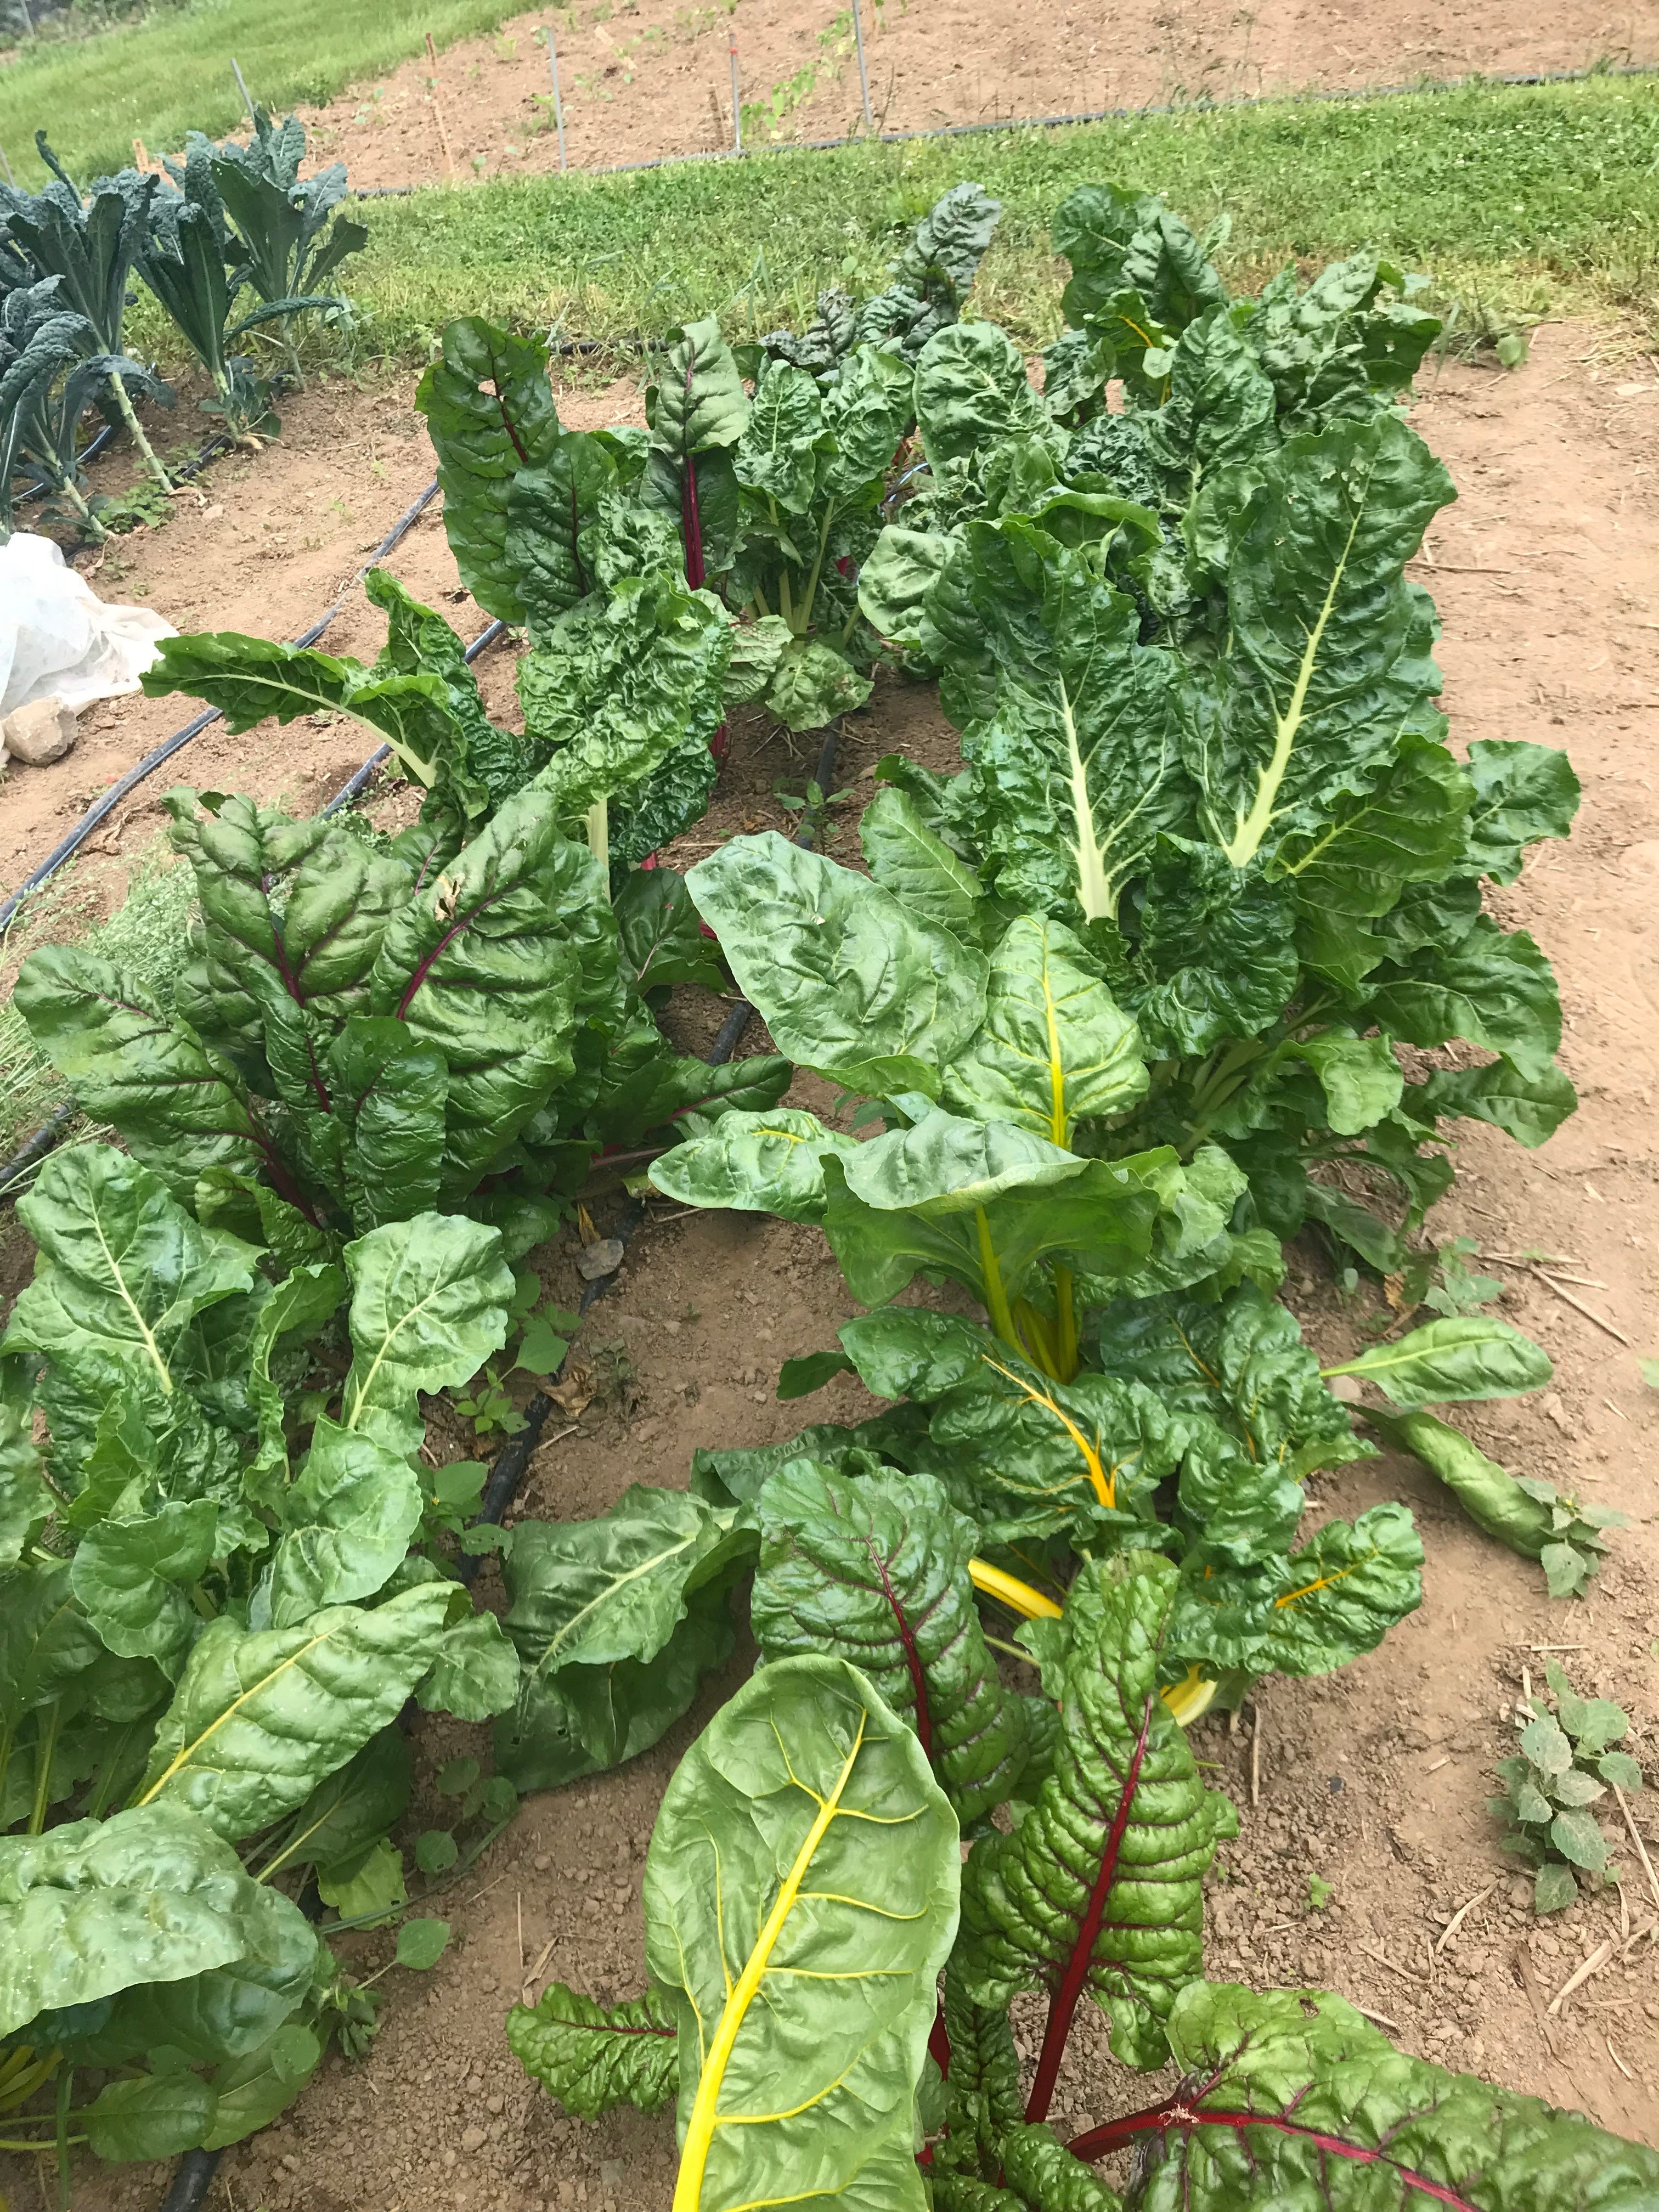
<box><xmin>729</xmin><ymin>26</ymin><xmax>743</xmax><ymax>154</ymax></box>
<box><xmin>0</xmin><ymin>139</ymin><xmax>13</xmax><ymax>188</ymax></box>
<box><xmin>546</xmin><ymin>22</ymin><xmax>567</xmax><ymax>171</ymax></box>
<box><xmin>849</xmin><ymin>0</ymin><xmax>873</xmax><ymax>130</ymax></box>
<box><xmin>230</xmin><ymin>56</ymin><xmax>258</xmax><ymax>128</ymax></box>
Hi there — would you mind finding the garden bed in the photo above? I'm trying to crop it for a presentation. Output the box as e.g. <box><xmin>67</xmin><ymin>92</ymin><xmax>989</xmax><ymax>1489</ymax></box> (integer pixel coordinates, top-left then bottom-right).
<box><xmin>7</xmin><ymin>317</ymin><xmax>1654</xmax><ymax>2212</ymax></box>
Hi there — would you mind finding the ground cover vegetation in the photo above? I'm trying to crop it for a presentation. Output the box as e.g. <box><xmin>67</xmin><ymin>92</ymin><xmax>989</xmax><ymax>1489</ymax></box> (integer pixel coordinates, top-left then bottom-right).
<box><xmin>0</xmin><ymin>160</ymin><xmax>1650</xmax><ymax>2205</ymax></box>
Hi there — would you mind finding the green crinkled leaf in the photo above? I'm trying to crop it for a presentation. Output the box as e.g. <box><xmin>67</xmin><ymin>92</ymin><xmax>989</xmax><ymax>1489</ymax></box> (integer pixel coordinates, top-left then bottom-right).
<box><xmin>496</xmin><ymin>1485</ymin><xmax>754</xmax><ymax>1791</ymax></box>
<box><xmin>263</xmin><ymin>1729</ymin><xmax>412</xmax><ymax>1877</ymax></box>
<box><xmin>649</xmin><ymin>1107</ymin><xmax>861</xmax><ymax>1225</ymax></box>
<box><xmin>136</xmin><ymin>1582</ymin><xmax>454</xmax><ymax>1841</ymax></box>
<box><xmin>1460</xmin><ymin>738</ymin><xmax>1581</xmax><ymax>884</ymax></box>
<box><xmin>859</xmin><ymin>526</ymin><xmax>955</xmax><ymax>650</ymax></box>
<box><xmin>1366</xmin><ymin>1407</ymin><xmax>1554</xmax><ymax>1558</ymax></box>
<box><xmin>14</xmin><ymin>949</ymin><xmax>266</xmax><ymax>1200</ymax></box>
<box><xmin>1097</xmin><ymin>1980</ymin><xmax>1659</xmax><ymax>2208</ymax></box>
<box><xmin>859</xmin><ymin>785</ymin><xmax>991</xmax><ymax>941</ymax></box>
<box><xmin>735</xmin><ymin>360</ymin><xmax>824</xmax><ymax>511</ymax></box>
<box><xmin>417</xmin><ymin>1607</ymin><xmax>522</xmax><ymax>1722</ymax></box>
<box><xmin>1327</xmin><ymin>1316</ymin><xmax>1551</xmax><ymax>1407</ymax></box>
<box><xmin>84</xmin><ymin>2069</ymin><xmax>219</xmax><ymax>2163</ymax></box>
<box><xmin>0</xmin><ymin>1395</ymin><xmax>53</xmax><ymax>1568</ymax></box>
<box><xmin>415</xmin><ymin>315</ymin><xmax>562</xmax><ymax>624</ymax></box>
<box><xmin>1093</xmin><ymin>1283</ymin><xmax>1367</xmax><ymax>1480</ymax></box>
<box><xmin>1364</xmin><ymin>916</ymin><xmax>1562</xmax><ymax>1082</ymax></box>
<box><xmin>266</xmin><ymin>1420</ymin><xmax>424</xmax><ymax>1628</ymax></box>
<box><xmin>70</xmin><ymin>1498</ymin><xmax>218</xmax><ymax>1679</ymax></box>
<box><xmin>643</xmin><ymin>1655</ymin><xmax>959</xmax><ymax>2212</ymax></box>
<box><xmin>1285</xmin><ymin>1033</ymin><xmax>1403</xmax><ymax>1136</ymax></box>
<box><xmin>686</xmin><ymin>832</ymin><xmax>988</xmax><ymax>1097</ymax></box>
<box><xmin>613</xmin><ymin>865</ymin><xmax>726</xmax><ymax>996</ymax></box>
<box><xmin>956</xmin><ymin>1554</ymin><xmax>1237</xmax><ymax>2072</ymax></box>
<box><xmin>1127</xmin><ymin>840</ymin><xmax>1298</xmax><ymax>1057</ymax></box>
<box><xmin>752</xmin><ymin>1460</ymin><xmax>1029</xmax><ymax>1824</ymax></box>
<box><xmin>505</xmin><ymin>430</ymin><xmax>621</xmax><ymax>633</ymax></box>
<box><xmin>506</xmin><ymin>1981</ymin><xmax>679</xmax><ymax>2119</ymax></box>
<box><xmin>1258</xmin><ymin>1502</ymin><xmax>1424</xmax><ymax>1675</ymax></box>
<box><xmin>916</xmin><ymin>321</ymin><xmax>1049</xmax><ymax>471</ymax></box>
<box><xmin>1408</xmin><ymin>1057</ymin><xmax>1576</xmax><ymax>1150</ymax></box>
<box><xmin>338</xmin><ymin>1210</ymin><xmax>514</xmax><ymax>1459</ymax></box>
<box><xmin>765</xmin><ymin>635</ymin><xmax>874</xmax><ymax>733</ymax></box>
<box><xmin>944</xmin><ymin>916</ymin><xmax>1147</xmax><ymax>1140</ymax></box>
<box><xmin>1185</xmin><ymin>412</ymin><xmax>1454</xmax><ymax>871</ymax></box>
<box><xmin>0</xmin><ymin>1802</ymin><xmax>315</xmax><ymax>2040</ymax></box>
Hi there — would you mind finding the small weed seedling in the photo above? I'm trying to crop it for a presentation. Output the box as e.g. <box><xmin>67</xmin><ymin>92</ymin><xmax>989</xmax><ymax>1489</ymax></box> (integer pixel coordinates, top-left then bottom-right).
<box><xmin>1492</xmin><ymin>1663</ymin><xmax>1643</xmax><ymax>1912</ymax></box>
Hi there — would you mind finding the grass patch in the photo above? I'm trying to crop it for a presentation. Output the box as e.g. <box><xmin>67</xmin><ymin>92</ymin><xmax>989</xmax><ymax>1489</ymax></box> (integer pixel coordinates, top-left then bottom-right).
<box><xmin>346</xmin><ymin>75</ymin><xmax>1659</xmax><ymax>357</ymax></box>
<box><xmin>0</xmin><ymin>0</ymin><xmax>518</xmax><ymax>186</ymax></box>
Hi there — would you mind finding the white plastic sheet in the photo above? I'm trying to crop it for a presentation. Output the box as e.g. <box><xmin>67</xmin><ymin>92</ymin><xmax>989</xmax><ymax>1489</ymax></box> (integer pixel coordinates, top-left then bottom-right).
<box><xmin>0</xmin><ymin>532</ymin><xmax>176</xmax><ymax>717</ymax></box>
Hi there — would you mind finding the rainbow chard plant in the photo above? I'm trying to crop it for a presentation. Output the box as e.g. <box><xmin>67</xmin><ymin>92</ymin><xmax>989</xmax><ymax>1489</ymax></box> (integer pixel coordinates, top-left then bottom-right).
<box><xmin>510</xmin><ymin>1553</ymin><xmax>1659</xmax><ymax>2211</ymax></box>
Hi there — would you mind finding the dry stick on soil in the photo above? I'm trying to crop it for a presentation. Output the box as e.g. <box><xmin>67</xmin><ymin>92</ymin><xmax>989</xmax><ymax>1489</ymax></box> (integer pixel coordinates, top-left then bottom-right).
<box><xmin>523</xmin><ymin>1930</ymin><xmax>560</xmax><ymax>2007</ymax></box>
<box><xmin>1607</xmin><ymin>2035</ymin><xmax>1634</xmax><ymax>2082</ymax></box>
<box><xmin>425</xmin><ymin>31</ymin><xmax>458</xmax><ymax>179</ymax></box>
<box><xmin>1359</xmin><ymin>1943</ymin><xmax>1430</xmax><ymax>1989</ymax></box>
<box><xmin>1547</xmin><ymin>1939</ymin><xmax>1616</xmax><ymax>2017</ymax></box>
<box><xmin>1250</xmin><ymin>1702</ymin><xmax>1262</xmax><ymax>1807</ymax></box>
<box><xmin>1612</xmin><ymin>1780</ymin><xmax>1659</xmax><ymax>1916</ymax></box>
<box><xmin>1352</xmin><ymin>2002</ymin><xmax>1402</xmax><ymax>2033</ymax></box>
<box><xmin>1435</xmin><ymin>1881</ymin><xmax>1498</xmax><ymax>1954</ymax></box>
<box><xmin>1530</xmin><ymin>1268</ymin><xmax>1632</xmax><ymax>1346</ymax></box>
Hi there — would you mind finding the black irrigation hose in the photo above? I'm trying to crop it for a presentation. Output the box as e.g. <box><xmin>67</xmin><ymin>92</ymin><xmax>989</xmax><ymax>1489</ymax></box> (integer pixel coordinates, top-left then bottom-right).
<box><xmin>0</xmin><ymin>477</ymin><xmax>443</xmax><ymax>946</ymax></box>
<box><xmin>0</xmin><ymin>1098</ymin><xmax>75</xmax><ymax>1199</ymax></box>
<box><xmin>158</xmin><ymin>2150</ymin><xmax>218</xmax><ymax>2212</ymax></box>
<box><xmin>347</xmin><ymin>59</ymin><xmax>1659</xmax><ymax>193</ymax></box>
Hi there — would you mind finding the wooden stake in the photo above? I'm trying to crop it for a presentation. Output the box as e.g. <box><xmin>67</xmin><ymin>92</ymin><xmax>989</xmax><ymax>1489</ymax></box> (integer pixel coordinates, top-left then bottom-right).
<box><xmin>425</xmin><ymin>31</ymin><xmax>458</xmax><ymax>179</ymax></box>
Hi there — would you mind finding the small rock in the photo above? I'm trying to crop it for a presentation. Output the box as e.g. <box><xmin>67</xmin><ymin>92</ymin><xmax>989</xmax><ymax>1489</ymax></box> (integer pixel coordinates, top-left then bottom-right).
<box><xmin>461</xmin><ymin>2125</ymin><xmax>488</xmax><ymax>2152</ymax></box>
<box><xmin>1327</xmin><ymin>1374</ymin><xmax>1365</xmax><ymax>1403</ymax></box>
<box><xmin>533</xmin><ymin>1852</ymin><xmax>552</xmax><ymax>1871</ymax></box>
<box><xmin>281</xmin><ymin>2155</ymin><xmax>300</xmax><ymax>2174</ymax></box>
<box><xmin>575</xmin><ymin>1237</ymin><xmax>625</xmax><ymax>1282</ymax></box>
<box><xmin>2</xmin><ymin>695</ymin><xmax>77</xmax><ymax>766</ymax></box>
<box><xmin>600</xmin><ymin>2163</ymin><xmax>623</xmax><ymax>2190</ymax></box>
<box><xmin>486</xmin><ymin>2093</ymin><xmax>505</xmax><ymax>2115</ymax></box>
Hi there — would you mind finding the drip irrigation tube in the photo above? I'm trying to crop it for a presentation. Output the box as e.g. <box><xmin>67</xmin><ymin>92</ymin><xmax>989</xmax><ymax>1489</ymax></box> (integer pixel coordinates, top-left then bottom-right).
<box><xmin>0</xmin><ymin>477</ymin><xmax>442</xmax><ymax>945</ymax></box>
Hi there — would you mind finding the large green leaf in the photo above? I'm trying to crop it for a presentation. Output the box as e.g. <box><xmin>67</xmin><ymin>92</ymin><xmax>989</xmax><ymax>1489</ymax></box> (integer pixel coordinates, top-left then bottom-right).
<box><xmin>1325</xmin><ymin>1316</ymin><xmax>1551</xmax><ymax>1407</ymax></box>
<box><xmin>687</xmin><ymin>832</ymin><xmax>989</xmax><ymax>1097</ymax></box>
<box><xmin>1363</xmin><ymin>917</ymin><xmax>1562</xmax><ymax>1081</ymax></box>
<box><xmin>136</xmin><ymin>1581</ymin><xmax>453</xmax><ymax>1840</ymax></box>
<box><xmin>506</xmin><ymin>1982</ymin><xmax>679</xmax><ymax>2119</ymax></box>
<box><xmin>367</xmin><ymin>791</ymin><xmax>606</xmax><ymax>1201</ymax></box>
<box><xmin>70</xmin><ymin>1498</ymin><xmax>218</xmax><ymax>1679</ymax></box>
<box><xmin>752</xmin><ymin>1460</ymin><xmax>1030</xmax><ymax>1825</ymax></box>
<box><xmin>520</xmin><ymin>573</ymin><xmax>731</xmax><ymax>819</ymax></box>
<box><xmin>944</xmin><ymin>917</ymin><xmax>1147</xmax><ymax>1141</ymax></box>
<box><xmin>14</xmin><ymin>950</ymin><xmax>267</xmax><ymax>1199</ymax></box>
<box><xmin>642</xmin><ymin>1655</ymin><xmax>959</xmax><ymax>2212</ymax></box>
<box><xmin>735</xmin><ymin>361</ymin><xmax>824</xmax><ymax>512</ymax></box>
<box><xmin>915</xmin><ymin>321</ymin><xmax>1048</xmax><ymax>470</ymax></box>
<box><xmin>926</xmin><ymin>519</ymin><xmax>1190</xmax><ymax>923</ymax></box>
<box><xmin>325</xmin><ymin>1016</ymin><xmax>449</xmax><ymax>1229</ymax></box>
<box><xmin>956</xmin><ymin>1555</ymin><xmax>1236</xmax><ymax>2079</ymax></box>
<box><xmin>266</xmin><ymin>1420</ymin><xmax>424</xmax><ymax>1628</ymax></box>
<box><xmin>860</xmin><ymin>785</ymin><xmax>993</xmax><ymax>941</ymax></box>
<box><xmin>1079</xmin><ymin>1982</ymin><xmax>1659</xmax><ymax>2208</ymax></box>
<box><xmin>1460</xmin><ymin>738</ymin><xmax>1581</xmax><ymax>884</ymax></box>
<box><xmin>1186</xmin><ymin>412</ymin><xmax>1454</xmax><ymax>868</ymax></box>
<box><xmin>496</xmin><ymin>1485</ymin><xmax>753</xmax><ymax>1792</ymax></box>
<box><xmin>415</xmin><ymin>315</ymin><xmax>563</xmax><ymax>623</ymax></box>
<box><xmin>649</xmin><ymin>1107</ymin><xmax>861</xmax><ymax>1224</ymax></box>
<box><xmin>4</xmin><ymin>1147</ymin><xmax>257</xmax><ymax>1410</ymax></box>
<box><xmin>0</xmin><ymin>1803</ymin><xmax>314</xmax><ymax>2038</ymax></box>
<box><xmin>505</xmin><ymin>430</ymin><xmax>622</xmax><ymax>633</ymax></box>
<box><xmin>339</xmin><ymin>1212</ymin><xmax>514</xmax><ymax>1458</ymax></box>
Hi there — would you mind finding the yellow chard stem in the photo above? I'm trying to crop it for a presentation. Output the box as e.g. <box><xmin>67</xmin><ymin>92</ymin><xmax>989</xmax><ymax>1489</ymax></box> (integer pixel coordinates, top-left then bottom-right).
<box><xmin>1054</xmin><ymin>1266</ymin><xmax>1079</xmax><ymax>1381</ymax></box>
<box><xmin>969</xmin><ymin>1558</ymin><xmax>1062</xmax><ymax>1621</ymax></box>
<box><xmin>974</xmin><ymin>1205</ymin><xmax>1022</xmax><ymax>1356</ymax></box>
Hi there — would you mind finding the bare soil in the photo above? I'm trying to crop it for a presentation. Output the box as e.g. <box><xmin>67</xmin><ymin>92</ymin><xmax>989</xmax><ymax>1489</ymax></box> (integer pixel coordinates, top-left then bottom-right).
<box><xmin>2</xmin><ymin>323</ymin><xmax>1657</xmax><ymax>2210</ymax></box>
<box><xmin>284</xmin><ymin>0</ymin><xmax>1659</xmax><ymax>190</ymax></box>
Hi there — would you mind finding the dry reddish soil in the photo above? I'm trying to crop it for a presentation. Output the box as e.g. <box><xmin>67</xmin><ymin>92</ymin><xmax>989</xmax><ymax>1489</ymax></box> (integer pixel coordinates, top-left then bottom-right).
<box><xmin>2</xmin><ymin>323</ymin><xmax>1658</xmax><ymax>2211</ymax></box>
<box><xmin>278</xmin><ymin>0</ymin><xmax>1659</xmax><ymax>190</ymax></box>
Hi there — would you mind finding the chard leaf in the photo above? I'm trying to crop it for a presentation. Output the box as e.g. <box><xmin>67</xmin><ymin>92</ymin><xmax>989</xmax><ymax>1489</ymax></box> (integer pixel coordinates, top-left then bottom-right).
<box><xmin>1365</xmin><ymin>1407</ymin><xmax>1554</xmax><ymax>1558</ymax></box>
<box><xmin>752</xmin><ymin>1460</ymin><xmax>1030</xmax><ymax>1824</ymax></box>
<box><xmin>1257</xmin><ymin>1501</ymin><xmax>1424</xmax><ymax>1674</ymax></box>
<box><xmin>1363</xmin><ymin>917</ymin><xmax>1562</xmax><ymax>1081</ymax></box>
<box><xmin>520</xmin><ymin>574</ymin><xmax>731</xmax><ymax>817</ymax></box>
<box><xmin>1090</xmin><ymin>1981</ymin><xmax>1659</xmax><ymax>2207</ymax></box>
<box><xmin>1460</xmin><ymin>738</ymin><xmax>1581</xmax><ymax>883</ymax></box>
<box><xmin>944</xmin><ymin>916</ymin><xmax>1147</xmax><ymax>1139</ymax></box>
<box><xmin>4</xmin><ymin>1147</ymin><xmax>258</xmax><ymax>1409</ymax></box>
<box><xmin>496</xmin><ymin>1486</ymin><xmax>754</xmax><ymax>1791</ymax></box>
<box><xmin>613</xmin><ymin>865</ymin><xmax>726</xmax><ymax>995</ymax></box>
<box><xmin>735</xmin><ymin>361</ymin><xmax>825</xmax><ymax>511</ymax></box>
<box><xmin>860</xmin><ymin>785</ymin><xmax>991</xmax><ymax>943</ymax></box>
<box><xmin>70</xmin><ymin>1499</ymin><xmax>218</xmax><ymax>1678</ymax></box>
<box><xmin>506</xmin><ymin>1982</ymin><xmax>679</xmax><ymax>2119</ymax></box>
<box><xmin>1407</xmin><ymin>1058</ymin><xmax>1576</xmax><ymax>1149</ymax></box>
<box><xmin>956</xmin><ymin>1554</ymin><xmax>1237</xmax><ymax>2075</ymax></box>
<box><xmin>916</xmin><ymin>320</ymin><xmax>1049</xmax><ymax>470</ymax></box>
<box><xmin>1140</xmin><ymin>306</ymin><xmax>1277</xmax><ymax>503</ymax></box>
<box><xmin>14</xmin><ymin>949</ymin><xmax>266</xmax><ymax>1200</ymax></box>
<box><xmin>1327</xmin><ymin>1316</ymin><xmax>1551</xmax><ymax>1407</ymax></box>
<box><xmin>417</xmin><ymin>1609</ymin><xmax>521</xmax><ymax>1721</ymax></box>
<box><xmin>859</xmin><ymin>526</ymin><xmax>955</xmax><ymax>650</ymax></box>
<box><xmin>1127</xmin><ymin>840</ymin><xmax>1298</xmax><ymax>1056</ymax></box>
<box><xmin>926</xmin><ymin>520</ymin><xmax>1189</xmax><ymax>922</ymax></box>
<box><xmin>1186</xmin><ymin>412</ymin><xmax>1454</xmax><ymax>869</ymax></box>
<box><xmin>340</xmin><ymin>1211</ymin><xmax>514</xmax><ymax>1458</ymax></box>
<box><xmin>136</xmin><ymin>1582</ymin><xmax>454</xmax><ymax>1841</ymax></box>
<box><xmin>368</xmin><ymin>791</ymin><xmax>606</xmax><ymax>1203</ymax></box>
<box><xmin>505</xmin><ymin>431</ymin><xmax>620</xmax><ymax>631</ymax></box>
<box><xmin>765</xmin><ymin>636</ymin><xmax>873</xmax><ymax>733</ymax></box>
<box><xmin>1283</xmin><ymin>1033</ymin><xmax>1402</xmax><ymax>1136</ymax></box>
<box><xmin>0</xmin><ymin>1563</ymin><xmax>108</xmax><ymax>1743</ymax></box>
<box><xmin>84</xmin><ymin>2071</ymin><xmax>218</xmax><ymax>2162</ymax></box>
<box><xmin>266</xmin><ymin>1729</ymin><xmax>412</xmax><ymax>1877</ymax></box>
<box><xmin>643</xmin><ymin>1655</ymin><xmax>959</xmax><ymax>2212</ymax></box>
<box><xmin>0</xmin><ymin>1399</ymin><xmax>50</xmax><ymax>1568</ymax></box>
<box><xmin>0</xmin><ymin>1802</ymin><xmax>315</xmax><ymax>2039</ymax></box>
<box><xmin>266</xmin><ymin>1421</ymin><xmax>424</xmax><ymax>1628</ymax></box>
<box><xmin>649</xmin><ymin>1107</ymin><xmax>861</xmax><ymax>1224</ymax></box>
<box><xmin>1093</xmin><ymin>1284</ymin><xmax>1365</xmax><ymax>1480</ymax></box>
<box><xmin>325</xmin><ymin>1016</ymin><xmax>448</xmax><ymax>1229</ymax></box>
<box><xmin>415</xmin><ymin>315</ymin><xmax>562</xmax><ymax>624</ymax></box>
<box><xmin>687</xmin><ymin>832</ymin><xmax>988</xmax><ymax>1097</ymax></box>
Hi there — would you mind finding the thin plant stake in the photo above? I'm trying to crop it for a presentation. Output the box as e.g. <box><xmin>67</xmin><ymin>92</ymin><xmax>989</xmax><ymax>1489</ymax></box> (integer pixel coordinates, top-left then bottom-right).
<box><xmin>729</xmin><ymin>27</ymin><xmax>743</xmax><ymax>153</ymax></box>
<box><xmin>849</xmin><ymin>0</ymin><xmax>874</xmax><ymax>129</ymax></box>
<box><xmin>0</xmin><ymin>139</ymin><xmax>14</xmax><ymax>188</ymax></box>
<box><xmin>546</xmin><ymin>22</ymin><xmax>568</xmax><ymax>170</ymax></box>
<box><xmin>230</xmin><ymin>57</ymin><xmax>258</xmax><ymax>127</ymax></box>
<box><xmin>425</xmin><ymin>31</ymin><xmax>458</xmax><ymax>180</ymax></box>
